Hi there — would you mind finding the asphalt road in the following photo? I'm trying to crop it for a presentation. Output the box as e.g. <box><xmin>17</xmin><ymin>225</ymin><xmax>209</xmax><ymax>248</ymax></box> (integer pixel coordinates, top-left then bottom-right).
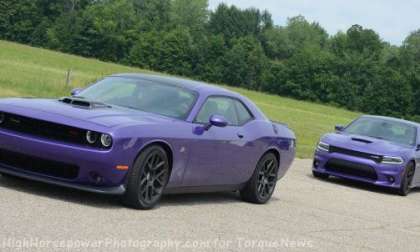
<box><xmin>1</xmin><ymin>159</ymin><xmax>420</xmax><ymax>251</ymax></box>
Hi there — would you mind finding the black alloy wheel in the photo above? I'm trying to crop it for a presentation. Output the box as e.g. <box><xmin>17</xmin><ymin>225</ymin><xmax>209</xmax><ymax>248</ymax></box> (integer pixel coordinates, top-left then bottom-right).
<box><xmin>397</xmin><ymin>162</ymin><xmax>415</xmax><ymax>196</ymax></box>
<box><xmin>122</xmin><ymin>145</ymin><xmax>170</xmax><ymax>209</ymax></box>
<box><xmin>240</xmin><ymin>152</ymin><xmax>279</xmax><ymax>204</ymax></box>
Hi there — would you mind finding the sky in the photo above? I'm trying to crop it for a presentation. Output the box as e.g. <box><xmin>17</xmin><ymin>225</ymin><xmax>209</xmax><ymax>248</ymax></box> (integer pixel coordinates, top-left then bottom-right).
<box><xmin>208</xmin><ymin>0</ymin><xmax>420</xmax><ymax>45</ymax></box>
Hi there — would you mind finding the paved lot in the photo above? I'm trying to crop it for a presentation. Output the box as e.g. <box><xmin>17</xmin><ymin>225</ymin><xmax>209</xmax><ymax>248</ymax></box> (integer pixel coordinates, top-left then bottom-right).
<box><xmin>1</xmin><ymin>159</ymin><xmax>420</xmax><ymax>251</ymax></box>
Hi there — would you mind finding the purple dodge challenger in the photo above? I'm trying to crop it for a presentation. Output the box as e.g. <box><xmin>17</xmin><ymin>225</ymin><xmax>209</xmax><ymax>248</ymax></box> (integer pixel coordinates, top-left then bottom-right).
<box><xmin>313</xmin><ymin>115</ymin><xmax>420</xmax><ymax>196</ymax></box>
<box><xmin>0</xmin><ymin>74</ymin><xmax>295</xmax><ymax>209</ymax></box>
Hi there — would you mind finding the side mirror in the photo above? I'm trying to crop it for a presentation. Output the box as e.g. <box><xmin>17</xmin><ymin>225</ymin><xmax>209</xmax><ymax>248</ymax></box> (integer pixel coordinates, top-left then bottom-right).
<box><xmin>205</xmin><ymin>115</ymin><xmax>228</xmax><ymax>130</ymax></box>
<box><xmin>71</xmin><ymin>88</ymin><xmax>83</xmax><ymax>96</ymax></box>
<box><xmin>416</xmin><ymin>145</ymin><xmax>420</xmax><ymax>151</ymax></box>
<box><xmin>335</xmin><ymin>125</ymin><xmax>345</xmax><ymax>132</ymax></box>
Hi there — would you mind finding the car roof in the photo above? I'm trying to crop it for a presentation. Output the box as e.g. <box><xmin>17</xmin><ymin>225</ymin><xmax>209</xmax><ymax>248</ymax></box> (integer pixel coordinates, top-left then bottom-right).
<box><xmin>111</xmin><ymin>73</ymin><xmax>239</xmax><ymax>97</ymax></box>
<box><xmin>361</xmin><ymin>115</ymin><xmax>420</xmax><ymax>128</ymax></box>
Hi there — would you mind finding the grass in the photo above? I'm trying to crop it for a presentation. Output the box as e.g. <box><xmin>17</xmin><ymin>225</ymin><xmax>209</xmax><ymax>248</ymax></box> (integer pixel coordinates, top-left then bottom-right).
<box><xmin>0</xmin><ymin>40</ymin><xmax>360</xmax><ymax>158</ymax></box>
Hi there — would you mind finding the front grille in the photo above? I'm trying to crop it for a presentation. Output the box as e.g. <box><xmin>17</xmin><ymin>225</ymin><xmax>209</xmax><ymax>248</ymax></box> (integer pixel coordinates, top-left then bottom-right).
<box><xmin>329</xmin><ymin>146</ymin><xmax>383</xmax><ymax>163</ymax></box>
<box><xmin>325</xmin><ymin>158</ymin><xmax>378</xmax><ymax>180</ymax></box>
<box><xmin>0</xmin><ymin>148</ymin><xmax>79</xmax><ymax>179</ymax></box>
<box><xmin>0</xmin><ymin>112</ymin><xmax>87</xmax><ymax>146</ymax></box>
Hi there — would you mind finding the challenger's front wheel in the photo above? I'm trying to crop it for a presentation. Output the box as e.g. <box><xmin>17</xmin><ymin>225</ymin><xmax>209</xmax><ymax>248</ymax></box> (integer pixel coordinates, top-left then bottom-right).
<box><xmin>122</xmin><ymin>145</ymin><xmax>170</xmax><ymax>210</ymax></box>
<box><xmin>240</xmin><ymin>153</ymin><xmax>279</xmax><ymax>204</ymax></box>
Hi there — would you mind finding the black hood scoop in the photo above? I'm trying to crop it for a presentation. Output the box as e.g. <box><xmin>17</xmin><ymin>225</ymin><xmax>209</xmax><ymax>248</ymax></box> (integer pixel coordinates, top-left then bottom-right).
<box><xmin>59</xmin><ymin>97</ymin><xmax>111</xmax><ymax>109</ymax></box>
<box><xmin>351</xmin><ymin>137</ymin><xmax>373</xmax><ymax>144</ymax></box>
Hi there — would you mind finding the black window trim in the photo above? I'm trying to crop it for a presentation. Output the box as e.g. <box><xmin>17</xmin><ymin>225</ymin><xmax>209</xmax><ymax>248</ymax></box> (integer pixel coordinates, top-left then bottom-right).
<box><xmin>193</xmin><ymin>95</ymin><xmax>255</xmax><ymax>127</ymax></box>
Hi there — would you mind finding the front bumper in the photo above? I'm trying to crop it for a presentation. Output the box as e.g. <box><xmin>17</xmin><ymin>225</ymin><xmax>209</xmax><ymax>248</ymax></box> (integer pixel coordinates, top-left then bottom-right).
<box><xmin>0</xmin><ymin>166</ymin><xmax>126</xmax><ymax>194</ymax></box>
<box><xmin>313</xmin><ymin>150</ymin><xmax>405</xmax><ymax>188</ymax></box>
<box><xmin>0</xmin><ymin>128</ymin><xmax>129</xmax><ymax>194</ymax></box>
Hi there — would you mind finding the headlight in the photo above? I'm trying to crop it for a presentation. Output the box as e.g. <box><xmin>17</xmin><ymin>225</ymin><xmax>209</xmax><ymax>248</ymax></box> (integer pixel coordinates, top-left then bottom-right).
<box><xmin>317</xmin><ymin>141</ymin><xmax>330</xmax><ymax>152</ymax></box>
<box><xmin>381</xmin><ymin>156</ymin><xmax>403</xmax><ymax>165</ymax></box>
<box><xmin>100</xmin><ymin>134</ymin><xmax>113</xmax><ymax>148</ymax></box>
<box><xmin>86</xmin><ymin>131</ymin><xmax>99</xmax><ymax>144</ymax></box>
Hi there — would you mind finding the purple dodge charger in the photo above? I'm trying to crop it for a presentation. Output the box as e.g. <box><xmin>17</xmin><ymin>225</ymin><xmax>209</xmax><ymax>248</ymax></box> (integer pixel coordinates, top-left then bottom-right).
<box><xmin>0</xmin><ymin>74</ymin><xmax>295</xmax><ymax>209</ymax></box>
<box><xmin>313</xmin><ymin>115</ymin><xmax>420</xmax><ymax>196</ymax></box>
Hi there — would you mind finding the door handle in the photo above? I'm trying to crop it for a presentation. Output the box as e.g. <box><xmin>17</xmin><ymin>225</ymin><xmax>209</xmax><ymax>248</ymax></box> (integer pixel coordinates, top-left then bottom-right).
<box><xmin>237</xmin><ymin>133</ymin><xmax>244</xmax><ymax>139</ymax></box>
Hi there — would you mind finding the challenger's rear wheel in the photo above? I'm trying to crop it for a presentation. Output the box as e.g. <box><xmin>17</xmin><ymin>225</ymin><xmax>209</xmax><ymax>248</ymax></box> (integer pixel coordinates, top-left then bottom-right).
<box><xmin>397</xmin><ymin>162</ymin><xmax>415</xmax><ymax>196</ymax></box>
<box><xmin>122</xmin><ymin>145</ymin><xmax>170</xmax><ymax>210</ymax></box>
<box><xmin>240</xmin><ymin>153</ymin><xmax>279</xmax><ymax>204</ymax></box>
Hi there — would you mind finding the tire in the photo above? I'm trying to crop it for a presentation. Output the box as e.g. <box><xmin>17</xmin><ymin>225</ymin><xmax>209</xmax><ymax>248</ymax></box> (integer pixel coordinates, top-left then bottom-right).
<box><xmin>397</xmin><ymin>162</ymin><xmax>415</xmax><ymax>196</ymax></box>
<box><xmin>240</xmin><ymin>152</ymin><xmax>279</xmax><ymax>204</ymax></box>
<box><xmin>122</xmin><ymin>145</ymin><xmax>170</xmax><ymax>210</ymax></box>
<box><xmin>312</xmin><ymin>170</ymin><xmax>329</xmax><ymax>179</ymax></box>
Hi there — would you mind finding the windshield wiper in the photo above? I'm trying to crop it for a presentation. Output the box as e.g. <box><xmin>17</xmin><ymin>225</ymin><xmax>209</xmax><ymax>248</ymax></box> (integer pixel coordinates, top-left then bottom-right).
<box><xmin>117</xmin><ymin>105</ymin><xmax>143</xmax><ymax>111</ymax></box>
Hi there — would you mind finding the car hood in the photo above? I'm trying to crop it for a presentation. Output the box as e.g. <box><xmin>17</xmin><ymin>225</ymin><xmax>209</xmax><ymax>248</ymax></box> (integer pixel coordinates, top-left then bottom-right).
<box><xmin>321</xmin><ymin>133</ymin><xmax>413</xmax><ymax>156</ymax></box>
<box><xmin>0</xmin><ymin>98</ymin><xmax>173</xmax><ymax>128</ymax></box>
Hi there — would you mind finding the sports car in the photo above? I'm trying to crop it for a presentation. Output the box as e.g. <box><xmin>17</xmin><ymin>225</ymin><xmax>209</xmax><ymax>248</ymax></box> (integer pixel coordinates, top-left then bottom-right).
<box><xmin>313</xmin><ymin>115</ymin><xmax>420</xmax><ymax>195</ymax></box>
<box><xmin>0</xmin><ymin>73</ymin><xmax>295</xmax><ymax>209</ymax></box>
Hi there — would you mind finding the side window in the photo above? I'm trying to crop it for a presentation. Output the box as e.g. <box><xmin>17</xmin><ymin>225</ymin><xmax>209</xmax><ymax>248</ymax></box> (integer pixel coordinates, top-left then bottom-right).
<box><xmin>234</xmin><ymin>100</ymin><xmax>253</xmax><ymax>125</ymax></box>
<box><xmin>196</xmin><ymin>97</ymin><xmax>239</xmax><ymax>125</ymax></box>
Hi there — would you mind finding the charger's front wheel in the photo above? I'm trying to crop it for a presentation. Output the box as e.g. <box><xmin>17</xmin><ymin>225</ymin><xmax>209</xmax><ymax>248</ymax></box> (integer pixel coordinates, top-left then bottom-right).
<box><xmin>397</xmin><ymin>162</ymin><xmax>415</xmax><ymax>196</ymax></box>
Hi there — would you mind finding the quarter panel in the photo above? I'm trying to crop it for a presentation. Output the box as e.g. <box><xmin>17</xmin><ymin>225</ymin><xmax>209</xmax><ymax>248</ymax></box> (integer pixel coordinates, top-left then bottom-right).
<box><xmin>234</xmin><ymin>121</ymin><xmax>296</xmax><ymax>183</ymax></box>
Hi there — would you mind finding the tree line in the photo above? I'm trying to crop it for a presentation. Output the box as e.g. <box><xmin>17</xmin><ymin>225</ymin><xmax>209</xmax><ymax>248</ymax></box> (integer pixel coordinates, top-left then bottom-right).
<box><xmin>1</xmin><ymin>0</ymin><xmax>420</xmax><ymax>120</ymax></box>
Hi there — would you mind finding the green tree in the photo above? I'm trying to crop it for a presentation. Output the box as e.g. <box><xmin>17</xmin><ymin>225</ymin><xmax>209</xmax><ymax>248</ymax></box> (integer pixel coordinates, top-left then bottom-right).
<box><xmin>48</xmin><ymin>0</ymin><xmax>138</xmax><ymax>62</ymax></box>
<box><xmin>1</xmin><ymin>0</ymin><xmax>420</xmax><ymax>120</ymax></box>
<box><xmin>129</xmin><ymin>28</ymin><xmax>194</xmax><ymax>76</ymax></box>
<box><xmin>261</xmin><ymin>16</ymin><xmax>327</xmax><ymax>60</ymax></box>
<box><xmin>401</xmin><ymin>30</ymin><xmax>420</xmax><ymax>69</ymax></box>
<box><xmin>261</xmin><ymin>27</ymin><xmax>293</xmax><ymax>60</ymax></box>
<box><xmin>286</xmin><ymin>16</ymin><xmax>328</xmax><ymax>51</ymax></box>
<box><xmin>401</xmin><ymin>30</ymin><xmax>420</xmax><ymax>114</ymax></box>
<box><xmin>193</xmin><ymin>34</ymin><xmax>226</xmax><ymax>82</ymax></box>
<box><xmin>260</xmin><ymin>61</ymin><xmax>287</xmax><ymax>94</ymax></box>
<box><xmin>132</xmin><ymin>0</ymin><xmax>171</xmax><ymax>31</ymax></box>
<box><xmin>208</xmin><ymin>4</ymin><xmax>272</xmax><ymax>42</ymax></box>
<box><xmin>170</xmin><ymin>0</ymin><xmax>208</xmax><ymax>35</ymax></box>
<box><xmin>331</xmin><ymin>25</ymin><xmax>384</xmax><ymax>59</ymax></box>
<box><xmin>128</xmin><ymin>31</ymin><xmax>161</xmax><ymax>69</ymax></box>
<box><xmin>0</xmin><ymin>0</ymin><xmax>41</xmax><ymax>43</ymax></box>
<box><xmin>86</xmin><ymin>0</ymin><xmax>139</xmax><ymax>61</ymax></box>
<box><xmin>282</xmin><ymin>46</ymin><xmax>335</xmax><ymax>101</ymax></box>
<box><xmin>158</xmin><ymin>28</ymin><xmax>195</xmax><ymax>76</ymax></box>
<box><xmin>362</xmin><ymin>68</ymin><xmax>413</xmax><ymax>116</ymax></box>
<box><xmin>328</xmin><ymin>25</ymin><xmax>386</xmax><ymax>110</ymax></box>
<box><xmin>222</xmin><ymin>36</ymin><xmax>268</xmax><ymax>90</ymax></box>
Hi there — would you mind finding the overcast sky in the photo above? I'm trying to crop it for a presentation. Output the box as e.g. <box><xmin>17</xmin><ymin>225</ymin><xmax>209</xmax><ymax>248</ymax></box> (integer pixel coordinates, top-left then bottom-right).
<box><xmin>208</xmin><ymin>0</ymin><xmax>420</xmax><ymax>45</ymax></box>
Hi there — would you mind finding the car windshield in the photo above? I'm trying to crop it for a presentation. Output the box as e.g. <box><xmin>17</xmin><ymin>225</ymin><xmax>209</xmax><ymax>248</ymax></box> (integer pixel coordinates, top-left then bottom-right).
<box><xmin>77</xmin><ymin>77</ymin><xmax>197</xmax><ymax>119</ymax></box>
<box><xmin>344</xmin><ymin>117</ymin><xmax>417</xmax><ymax>146</ymax></box>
